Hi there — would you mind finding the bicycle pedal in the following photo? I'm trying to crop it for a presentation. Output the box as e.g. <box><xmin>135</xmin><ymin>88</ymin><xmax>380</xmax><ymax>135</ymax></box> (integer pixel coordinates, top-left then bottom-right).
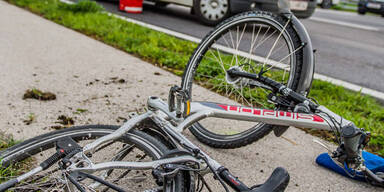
<box><xmin>56</xmin><ymin>136</ymin><xmax>82</xmax><ymax>152</ymax></box>
<box><xmin>273</xmin><ymin>125</ymin><xmax>289</xmax><ymax>137</ymax></box>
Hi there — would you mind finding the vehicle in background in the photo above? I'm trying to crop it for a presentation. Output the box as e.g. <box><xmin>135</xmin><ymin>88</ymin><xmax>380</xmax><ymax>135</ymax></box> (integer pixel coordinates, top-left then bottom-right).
<box><xmin>358</xmin><ymin>0</ymin><xmax>384</xmax><ymax>16</ymax></box>
<box><xmin>317</xmin><ymin>0</ymin><xmax>340</xmax><ymax>9</ymax></box>
<box><xmin>151</xmin><ymin>0</ymin><xmax>251</xmax><ymax>25</ymax></box>
<box><xmin>251</xmin><ymin>0</ymin><xmax>317</xmax><ymax>18</ymax></box>
<box><xmin>150</xmin><ymin>0</ymin><xmax>316</xmax><ymax>25</ymax></box>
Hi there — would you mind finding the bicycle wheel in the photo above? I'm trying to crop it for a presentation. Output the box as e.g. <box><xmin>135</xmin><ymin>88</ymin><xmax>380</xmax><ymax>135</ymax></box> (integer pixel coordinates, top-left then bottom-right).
<box><xmin>182</xmin><ymin>11</ymin><xmax>304</xmax><ymax>148</ymax></box>
<box><xmin>0</xmin><ymin>125</ymin><xmax>187</xmax><ymax>191</ymax></box>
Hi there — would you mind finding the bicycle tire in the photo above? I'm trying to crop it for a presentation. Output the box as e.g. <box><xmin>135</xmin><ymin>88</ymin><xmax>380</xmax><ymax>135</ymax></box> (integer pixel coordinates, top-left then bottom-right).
<box><xmin>0</xmin><ymin>125</ymin><xmax>187</xmax><ymax>191</ymax></box>
<box><xmin>182</xmin><ymin>11</ymin><xmax>304</xmax><ymax>148</ymax></box>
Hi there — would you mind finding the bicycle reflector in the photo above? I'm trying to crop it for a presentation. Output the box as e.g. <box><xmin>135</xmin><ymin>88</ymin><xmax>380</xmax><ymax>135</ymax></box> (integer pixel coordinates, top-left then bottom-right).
<box><xmin>185</xmin><ymin>100</ymin><xmax>191</xmax><ymax>116</ymax></box>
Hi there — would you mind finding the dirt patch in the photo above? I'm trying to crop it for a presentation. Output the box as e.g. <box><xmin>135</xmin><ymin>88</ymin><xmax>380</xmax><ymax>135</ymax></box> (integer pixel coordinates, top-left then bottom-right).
<box><xmin>116</xmin><ymin>116</ymin><xmax>127</xmax><ymax>123</ymax></box>
<box><xmin>55</xmin><ymin>115</ymin><xmax>74</xmax><ymax>126</ymax></box>
<box><xmin>51</xmin><ymin>115</ymin><xmax>75</xmax><ymax>130</ymax></box>
<box><xmin>51</xmin><ymin>125</ymin><xmax>65</xmax><ymax>130</ymax></box>
<box><xmin>109</xmin><ymin>77</ymin><xmax>126</xmax><ymax>84</ymax></box>
<box><xmin>23</xmin><ymin>113</ymin><xmax>36</xmax><ymax>125</ymax></box>
<box><xmin>299</xmin><ymin>128</ymin><xmax>336</xmax><ymax>143</ymax></box>
<box><xmin>86</xmin><ymin>77</ymin><xmax>126</xmax><ymax>86</ymax></box>
<box><xmin>23</xmin><ymin>89</ymin><xmax>56</xmax><ymax>101</ymax></box>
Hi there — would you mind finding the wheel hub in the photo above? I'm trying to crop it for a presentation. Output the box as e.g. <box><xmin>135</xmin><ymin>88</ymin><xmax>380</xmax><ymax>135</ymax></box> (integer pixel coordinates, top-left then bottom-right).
<box><xmin>210</xmin><ymin>0</ymin><xmax>218</xmax><ymax>8</ymax></box>
<box><xmin>226</xmin><ymin>67</ymin><xmax>251</xmax><ymax>88</ymax></box>
<box><xmin>200</xmin><ymin>0</ymin><xmax>228</xmax><ymax>21</ymax></box>
<box><xmin>226</xmin><ymin>66</ymin><xmax>241</xmax><ymax>84</ymax></box>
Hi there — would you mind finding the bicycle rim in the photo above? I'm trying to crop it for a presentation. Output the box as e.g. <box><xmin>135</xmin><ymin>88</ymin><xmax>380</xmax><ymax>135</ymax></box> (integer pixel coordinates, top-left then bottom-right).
<box><xmin>182</xmin><ymin>11</ymin><xmax>304</xmax><ymax>148</ymax></box>
<box><xmin>0</xmin><ymin>125</ymin><xmax>184</xmax><ymax>191</ymax></box>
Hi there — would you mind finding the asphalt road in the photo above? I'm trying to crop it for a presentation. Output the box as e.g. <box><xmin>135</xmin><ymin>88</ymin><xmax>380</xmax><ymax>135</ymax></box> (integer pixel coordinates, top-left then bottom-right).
<box><xmin>96</xmin><ymin>1</ymin><xmax>384</xmax><ymax>93</ymax></box>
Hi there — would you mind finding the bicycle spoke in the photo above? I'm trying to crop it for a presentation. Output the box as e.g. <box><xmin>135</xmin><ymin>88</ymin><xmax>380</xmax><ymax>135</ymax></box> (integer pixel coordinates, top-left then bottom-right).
<box><xmin>245</xmin><ymin>24</ymin><xmax>262</xmax><ymax>64</ymax></box>
<box><xmin>262</xmin><ymin>18</ymin><xmax>291</xmax><ymax>68</ymax></box>
<box><xmin>266</xmin><ymin>44</ymin><xmax>304</xmax><ymax>72</ymax></box>
<box><xmin>208</xmin><ymin>49</ymin><xmax>226</xmax><ymax>72</ymax></box>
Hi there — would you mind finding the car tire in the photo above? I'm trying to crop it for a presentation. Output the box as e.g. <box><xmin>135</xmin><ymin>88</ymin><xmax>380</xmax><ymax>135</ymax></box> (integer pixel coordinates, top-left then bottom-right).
<box><xmin>358</xmin><ymin>8</ymin><xmax>366</xmax><ymax>15</ymax></box>
<box><xmin>194</xmin><ymin>0</ymin><xmax>231</xmax><ymax>26</ymax></box>
<box><xmin>155</xmin><ymin>2</ymin><xmax>169</xmax><ymax>7</ymax></box>
<box><xmin>321</xmin><ymin>0</ymin><xmax>332</xmax><ymax>9</ymax></box>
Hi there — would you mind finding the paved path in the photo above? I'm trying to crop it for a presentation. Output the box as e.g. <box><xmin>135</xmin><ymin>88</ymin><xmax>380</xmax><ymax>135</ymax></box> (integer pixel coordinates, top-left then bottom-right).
<box><xmin>0</xmin><ymin>1</ymin><xmax>381</xmax><ymax>191</ymax></box>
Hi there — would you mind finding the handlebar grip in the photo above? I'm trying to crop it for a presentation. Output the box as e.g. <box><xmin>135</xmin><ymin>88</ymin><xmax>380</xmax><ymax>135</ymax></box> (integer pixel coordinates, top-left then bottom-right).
<box><xmin>250</xmin><ymin>167</ymin><xmax>290</xmax><ymax>192</ymax></box>
<box><xmin>258</xmin><ymin>76</ymin><xmax>284</xmax><ymax>91</ymax></box>
<box><xmin>0</xmin><ymin>178</ymin><xmax>18</xmax><ymax>192</ymax></box>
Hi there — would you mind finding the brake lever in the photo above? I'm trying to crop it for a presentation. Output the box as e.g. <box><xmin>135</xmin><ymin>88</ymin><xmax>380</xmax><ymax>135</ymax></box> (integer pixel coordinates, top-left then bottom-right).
<box><xmin>362</xmin><ymin>166</ymin><xmax>384</xmax><ymax>187</ymax></box>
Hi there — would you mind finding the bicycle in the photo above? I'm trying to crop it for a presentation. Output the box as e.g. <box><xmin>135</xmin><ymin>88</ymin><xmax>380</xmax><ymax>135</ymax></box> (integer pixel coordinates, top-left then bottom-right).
<box><xmin>0</xmin><ymin>0</ymin><xmax>382</xmax><ymax>191</ymax></box>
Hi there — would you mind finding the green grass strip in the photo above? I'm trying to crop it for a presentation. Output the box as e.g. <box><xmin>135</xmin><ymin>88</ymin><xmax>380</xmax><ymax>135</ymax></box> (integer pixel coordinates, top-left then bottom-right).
<box><xmin>5</xmin><ymin>0</ymin><xmax>384</xmax><ymax>155</ymax></box>
<box><xmin>0</xmin><ymin>133</ymin><xmax>20</xmax><ymax>182</ymax></box>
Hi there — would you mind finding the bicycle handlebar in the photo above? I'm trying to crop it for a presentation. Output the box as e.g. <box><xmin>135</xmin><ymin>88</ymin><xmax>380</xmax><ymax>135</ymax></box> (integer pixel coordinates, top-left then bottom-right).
<box><xmin>363</xmin><ymin>168</ymin><xmax>384</xmax><ymax>187</ymax></box>
<box><xmin>0</xmin><ymin>179</ymin><xmax>17</xmax><ymax>192</ymax></box>
<box><xmin>250</xmin><ymin>167</ymin><xmax>290</xmax><ymax>192</ymax></box>
<box><xmin>226</xmin><ymin>68</ymin><xmax>318</xmax><ymax>110</ymax></box>
<box><xmin>218</xmin><ymin>166</ymin><xmax>290</xmax><ymax>192</ymax></box>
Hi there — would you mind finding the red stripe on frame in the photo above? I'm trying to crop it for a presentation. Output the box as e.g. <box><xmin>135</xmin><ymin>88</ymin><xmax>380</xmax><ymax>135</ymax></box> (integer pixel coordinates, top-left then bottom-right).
<box><xmin>229</xmin><ymin>106</ymin><xmax>238</xmax><ymax>111</ymax></box>
<box><xmin>253</xmin><ymin>109</ymin><xmax>261</xmax><ymax>115</ymax></box>
<box><xmin>242</xmin><ymin>108</ymin><xmax>252</xmax><ymax>113</ymax></box>
<box><xmin>217</xmin><ymin>104</ymin><xmax>228</xmax><ymax>111</ymax></box>
<box><xmin>313</xmin><ymin>115</ymin><xmax>325</xmax><ymax>122</ymax></box>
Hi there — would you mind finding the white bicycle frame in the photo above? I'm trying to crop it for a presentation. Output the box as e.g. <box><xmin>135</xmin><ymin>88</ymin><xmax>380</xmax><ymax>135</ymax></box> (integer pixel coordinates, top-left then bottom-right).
<box><xmin>68</xmin><ymin>96</ymin><xmax>351</xmax><ymax>174</ymax></box>
<box><xmin>8</xmin><ymin>95</ymin><xmax>360</xmax><ymax>192</ymax></box>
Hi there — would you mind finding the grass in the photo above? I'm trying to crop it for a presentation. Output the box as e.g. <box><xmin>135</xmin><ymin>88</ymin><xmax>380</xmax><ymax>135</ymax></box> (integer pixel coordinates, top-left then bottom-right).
<box><xmin>4</xmin><ymin>0</ymin><xmax>384</xmax><ymax>155</ymax></box>
<box><xmin>331</xmin><ymin>3</ymin><xmax>357</xmax><ymax>13</ymax></box>
<box><xmin>0</xmin><ymin>133</ymin><xmax>20</xmax><ymax>183</ymax></box>
<box><xmin>0</xmin><ymin>133</ymin><xmax>18</xmax><ymax>151</ymax></box>
<box><xmin>330</xmin><ymin>4</ymin><xmax>383</xmax><ymax>17</ymax></box>
<box><xmin>317</xmin><ymin>3</ymin><xmax>357</xmax><ymax>13</ymax></box>
<box><xmin>23</xmin><ymin>113</ymin><xmax>36</xmax><ymax>125</ymax></box>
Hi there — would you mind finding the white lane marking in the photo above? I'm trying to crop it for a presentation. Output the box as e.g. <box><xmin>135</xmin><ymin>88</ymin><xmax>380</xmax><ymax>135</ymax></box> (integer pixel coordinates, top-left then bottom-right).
<box><xmin>315</xmin><ymin>8</ymin><xmax>357</xmax><ymax>16</ymax></box>
<box><xmin>314</xmin><ymin>74</ymin><xmax>384</xmax><ymax>100</ymax></box>
<box><xmin>309</xmin><ymin>17</ymin><xmax>380</xmax><ymax>32</ymax></box>
<box><xmin>60</xmin><ymin>0</ymin><xmax>384</xmax><ymax>101</ymax></box>
<box><xmin>60</xmin><ymin>0</ymin><xmax>74</xmax><ymax>4</ymax></box>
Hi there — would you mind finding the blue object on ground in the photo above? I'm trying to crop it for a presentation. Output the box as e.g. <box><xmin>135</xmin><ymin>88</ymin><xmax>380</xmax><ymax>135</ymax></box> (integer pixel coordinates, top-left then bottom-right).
<box><xmin>316</xmin><ymin>151</ymin><xmax>384</xmax><ymax>181</ymax></box>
